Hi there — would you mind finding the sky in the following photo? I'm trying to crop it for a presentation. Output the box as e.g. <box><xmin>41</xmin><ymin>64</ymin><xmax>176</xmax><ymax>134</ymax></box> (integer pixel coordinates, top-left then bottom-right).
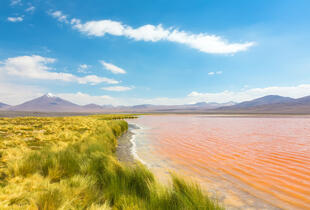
<box><xmin>1</xmin><ymin>0</ymin><xmax>310</xmax><ymax>106</ymax></box>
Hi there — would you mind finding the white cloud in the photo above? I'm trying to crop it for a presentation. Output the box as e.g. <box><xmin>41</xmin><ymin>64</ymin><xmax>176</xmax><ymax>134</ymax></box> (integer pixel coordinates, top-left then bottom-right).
<box><xmin>0</xmin><ymin>82</ymin><xmax>44</xmax><ymax>105</ymax></box>
<box><xmin>50</xmin><ymin>11</ymin><xmax>68</xmax><ymax>23</ymax></box>
<box><xmin>76</xmin><ymin>20</ymin><xmax>253</xmax><ymax>54</ymax></box>
<box><xmin>188</xmin><ymin>84</ymin><xmax>310</xmax><ymax>103</ymax></box>
<box><xmin>25</xmin><ymin>6</ymin><xmax>35</xmax><ymax>13</ymax></box>
<box><xmin>100</xmin><ymin>61</ymin><xmax>126</xmax><ymax>74</ymax></box>
<box><xmin>77</xmin><ymin>75</ymin><xmax>118</xmax><ymax>85</ymax></box>
<box><xmin>167</xmin><ymin>30</ymin><xmax>253</xmax><ymax>54</ymax></box>
<box><xmin>70</xmin><ymin>18</ymin><xmax>80</xmax><ymax>25</ymax></box>
<box><xmin>10</xmin><ymin>0</ymin><xmax>21</xmax><ymax>6</ymax></box>
<box><xmin>75</xmin><ymin>20</ymin><xmax>125</xmax><ymax>36</ymax></box>
<box><xmin>79</xmin><ymin>64</ymin><xmax>88</xmax><ymax>69</ymax></box>
<box><xmin>7</xmin><ymin>17</ymin><xmax>23</xmax><ymax>22</ymax></box>
<box><xmin>50</xmin><ymin>11</ymin><xmax>254</xmax><ymax>54</ymax></box>
<box><xmin>101</xmin><ymin>86</ymin><xmax>133</xmax><ymax>91</ymax></box>
<box><xmin>208</xmin><ymin>71</ymin><xmax>222</xmax><ymax>75</ymax></box>
<box><xmin>54</xmin><ymin>92</ymin><xmax>221</xmax><ymax>106</ymax></box>
<box><xmin>125</xmin><ymin>24</ymin><xmax>170</xmax><ymax>41</ymax></box>
<box><xmin>0</xmin><ymin>55</ymin><xmax>118</xmax><ymax>85</ymax></box>
<box><xmin>3</xmin><ymin>83</ymin><xmax>310</xmax><ymax>106</ymax></box>
<box><xmin>55</xmin><ymin>92</ymin><xmax>186</xmax><ymax>106</ymax></box>
<box><xmin>56</xmin><ymin>92</ymin><xmax>114</xmax><ymax>105</ymax></box>
<box><xmin>78</xmin><ymin>64</ymin><xmax>90</xmax><ymax>73</ymax></box>
<box><xmin>60</xmin><ymin>84</ymin><xmax>310</xmax><ymax>106</ymax></box>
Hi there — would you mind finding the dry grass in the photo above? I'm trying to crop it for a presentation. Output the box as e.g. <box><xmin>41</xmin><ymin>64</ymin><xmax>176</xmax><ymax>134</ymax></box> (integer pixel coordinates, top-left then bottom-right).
<box><xmin>0</xmin><ymin>114</ymin><xmax>222</xmax><ymax>210</ymax></box>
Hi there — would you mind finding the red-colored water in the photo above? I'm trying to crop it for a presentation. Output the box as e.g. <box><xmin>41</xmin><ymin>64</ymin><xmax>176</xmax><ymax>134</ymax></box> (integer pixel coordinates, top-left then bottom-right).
<box><xmin>130</xmin><ymin>115</ymin><xmax>310</xmax><ymax>210</ymax></box>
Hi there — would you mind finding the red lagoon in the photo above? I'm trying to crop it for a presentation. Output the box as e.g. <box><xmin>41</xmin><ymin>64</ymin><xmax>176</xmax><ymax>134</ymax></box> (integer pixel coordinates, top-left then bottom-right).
<box><xmin>129</xmin><ymin>115</ymin><xmax>310</xmax><ymax>210</ymax></box>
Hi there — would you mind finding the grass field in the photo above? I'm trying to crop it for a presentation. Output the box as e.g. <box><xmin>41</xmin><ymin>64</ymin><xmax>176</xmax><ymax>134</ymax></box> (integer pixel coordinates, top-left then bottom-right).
<box><xmin>0</xmin><ymin>114</ymin><xmax>222</xmax><ymax>210</ymax></box>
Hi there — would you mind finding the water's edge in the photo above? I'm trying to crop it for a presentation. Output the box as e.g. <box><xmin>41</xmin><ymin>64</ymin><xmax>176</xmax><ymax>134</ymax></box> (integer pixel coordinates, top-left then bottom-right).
<box><xmin>116</xmin><ymin>123</ymin><xmax>147</xmax><ymax>165</ymax></box>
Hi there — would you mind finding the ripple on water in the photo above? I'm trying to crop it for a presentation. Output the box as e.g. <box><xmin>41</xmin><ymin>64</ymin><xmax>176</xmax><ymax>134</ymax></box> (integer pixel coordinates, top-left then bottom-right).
<box><xmin>128</xmin><ymin>115</ymin><xmax>310</xmax><ymax>210</ymax></box>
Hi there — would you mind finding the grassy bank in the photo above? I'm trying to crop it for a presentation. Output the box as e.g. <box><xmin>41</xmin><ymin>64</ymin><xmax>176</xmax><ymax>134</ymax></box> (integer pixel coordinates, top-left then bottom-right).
<box><xmin>0</xmin><ymin>115</ymin><xmax>222</xmax><ymax>210</ymax></box>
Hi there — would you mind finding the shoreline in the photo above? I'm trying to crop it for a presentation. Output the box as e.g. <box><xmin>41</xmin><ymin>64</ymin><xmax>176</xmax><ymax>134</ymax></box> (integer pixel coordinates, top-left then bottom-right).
<box><xmin>116</xmin><ymin>123</ymin><xmax>146</xmax><ymax>166</ymax></box>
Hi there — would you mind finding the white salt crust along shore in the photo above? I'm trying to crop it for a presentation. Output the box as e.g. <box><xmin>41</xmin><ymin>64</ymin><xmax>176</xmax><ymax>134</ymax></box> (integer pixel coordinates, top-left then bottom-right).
<box><xmin>128</xmin><ymin>123</ymin><xmax>149</xmax><ymax>166</ymax></box>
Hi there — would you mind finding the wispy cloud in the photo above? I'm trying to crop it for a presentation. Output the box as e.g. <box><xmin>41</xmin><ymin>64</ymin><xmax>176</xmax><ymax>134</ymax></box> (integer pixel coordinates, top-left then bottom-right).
<box><xmin>101</xmin><ymin>86</ymin><xmax>133</xmax><ymax>91</ymax></box>
<box><xmin>10</xmin><ymin>0</ymin><xmax>21</xmax><ymax>6</ymax></box>
<box><xmin>49</xmin><ymin>10</ymin><xmax>69</xmax><ymax>23</ymax></box>
<box><xmin>56</xmin><ymin>92</ymin><xmax>113</xmax><ymax>105</ymax></box>
<box><xmin>0</xmin><ymin>82</ymin><xmax>44</xmax><ymax>105</ymax></box>
<box><xmin>25</xmin><ymin>6</ymin><xmax>35</xmax><ymax>13</ymax></box>
<box><xmin>7</xmin><ymin>17</ymin><xmax>23</xmax><ymax>22</ymax></box>
<box><xmin>4</xmin><ymin>83</ymin><xmax>310</xmax><ymax>106</ymax></box>
<box><xmin>55</xmin><ymin>92</ymin><xmax>187</xmax><ymax>106</ymax></box>
<box><xmin>188</xmin><ymin>84</ymin><xmax>310</xmax><ymax>103</ymax></box>
<box><xmin>79</xmin><ymin>64</ymin><xmax>89</xmax><ymax>69</ymax></box>
<box><xmin>62</xmin><ymin>84</ymin><xmax>310</xmax><ymax>105</ymax></box>
<box><xmin>100</xmin><ymin>61</ymin><xmax>126</xmax><ymax>74</ymax></box>
<box><xmin>78</xmin><ymin>64</ymin><xmax>90</xmax><ymax>73</ymax></box>
<box><xmin>90</xmin><ymin>84</ymin><xmax>310</xmax><ymax>105</ymax></box>
<box><xmin>50</xmin><ymin>11</ymin><xmax>254</xmax><ymax>54</ymax></box>
<box><xmin>208</xmin><ymin>71</ymin><xmax>223</xmax><ymax>75</ymax></box>
<box><xmin>0</xmin><ymin>55</ymin><xmax>118</xmax><ymax>85</ymax></box>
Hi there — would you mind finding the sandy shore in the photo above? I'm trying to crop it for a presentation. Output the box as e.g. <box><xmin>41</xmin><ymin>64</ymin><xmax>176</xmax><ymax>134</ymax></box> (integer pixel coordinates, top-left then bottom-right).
<box><xmin>116</xmin><ymin>124</ymin><xmax>138</xmax><ymax>165</ymax></box>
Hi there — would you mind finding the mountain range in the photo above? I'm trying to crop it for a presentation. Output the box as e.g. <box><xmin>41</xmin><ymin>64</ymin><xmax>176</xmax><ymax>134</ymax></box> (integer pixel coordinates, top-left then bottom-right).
<box><xmin>216</xmin><ymin>95</ymin><xmax>310</xmax><ymax>113</ymax></box>
<box><xmin>0</xmin><ymin>102</ymin><xmax>10</xmax><ymax>110</ymax></box>
<box><xmin>1</xmin><ymin>94</ymin><xmax>310</xmax><ymax>114</ymax></box>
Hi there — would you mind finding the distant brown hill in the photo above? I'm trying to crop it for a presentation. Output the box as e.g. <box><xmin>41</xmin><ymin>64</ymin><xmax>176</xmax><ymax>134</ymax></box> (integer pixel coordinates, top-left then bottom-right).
<box><xmin>4</xmin><ymin>94</ymin><xmax>236</xmax><ymax>113</ymax></box>
<box><xmin>3</xmin><ymin>94</ymin><xmax>310</xmax><ymax>113</ymax></box>
<box><xmin>9</xmin><ymin>94</ymin><xmax>85</xmax><ymax>112</ymax></box>
<box><xmin>216</xmin><ymin>95</ymin><xmax>310</xmax><ymax>114</ymax></box>
<box><xmin>0</xmin><ymin>102</ymin><xmax>10</xmax><ymax>110</ymax></box>
<box><xmin>112</xmin><ymin>101</ymin><xmax>236</xmax><ymax>113</ymax></box>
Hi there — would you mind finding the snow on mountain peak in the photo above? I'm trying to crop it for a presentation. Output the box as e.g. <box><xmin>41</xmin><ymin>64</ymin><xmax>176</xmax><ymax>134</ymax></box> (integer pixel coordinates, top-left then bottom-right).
<box><xmin>45</xmin><ymin>93</ymin><xmax>55</xmax><ymax>98</ymax></box>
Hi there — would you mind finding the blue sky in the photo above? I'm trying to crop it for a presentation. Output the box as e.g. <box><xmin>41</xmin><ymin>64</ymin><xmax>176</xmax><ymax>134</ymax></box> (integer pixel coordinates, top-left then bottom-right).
<box><xmin>1</xmin><ymin>0</ymin><xmax>310</xmax><ymax>105</ymax></box>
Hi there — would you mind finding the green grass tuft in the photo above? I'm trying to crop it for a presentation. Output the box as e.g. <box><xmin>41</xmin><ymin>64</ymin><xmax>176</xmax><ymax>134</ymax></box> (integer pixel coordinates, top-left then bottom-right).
<box><xmin>36</xmin><ymin>188</ymin><xmax>63</xmax><ymax>210</ymax></box>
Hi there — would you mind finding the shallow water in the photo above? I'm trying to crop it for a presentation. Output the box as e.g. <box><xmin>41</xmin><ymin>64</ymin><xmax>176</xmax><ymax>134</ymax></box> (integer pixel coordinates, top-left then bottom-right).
<box><xmin>128</xmin><ymin>115</ymin><xmax>310</xmax><ymax>210</ymax></box>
